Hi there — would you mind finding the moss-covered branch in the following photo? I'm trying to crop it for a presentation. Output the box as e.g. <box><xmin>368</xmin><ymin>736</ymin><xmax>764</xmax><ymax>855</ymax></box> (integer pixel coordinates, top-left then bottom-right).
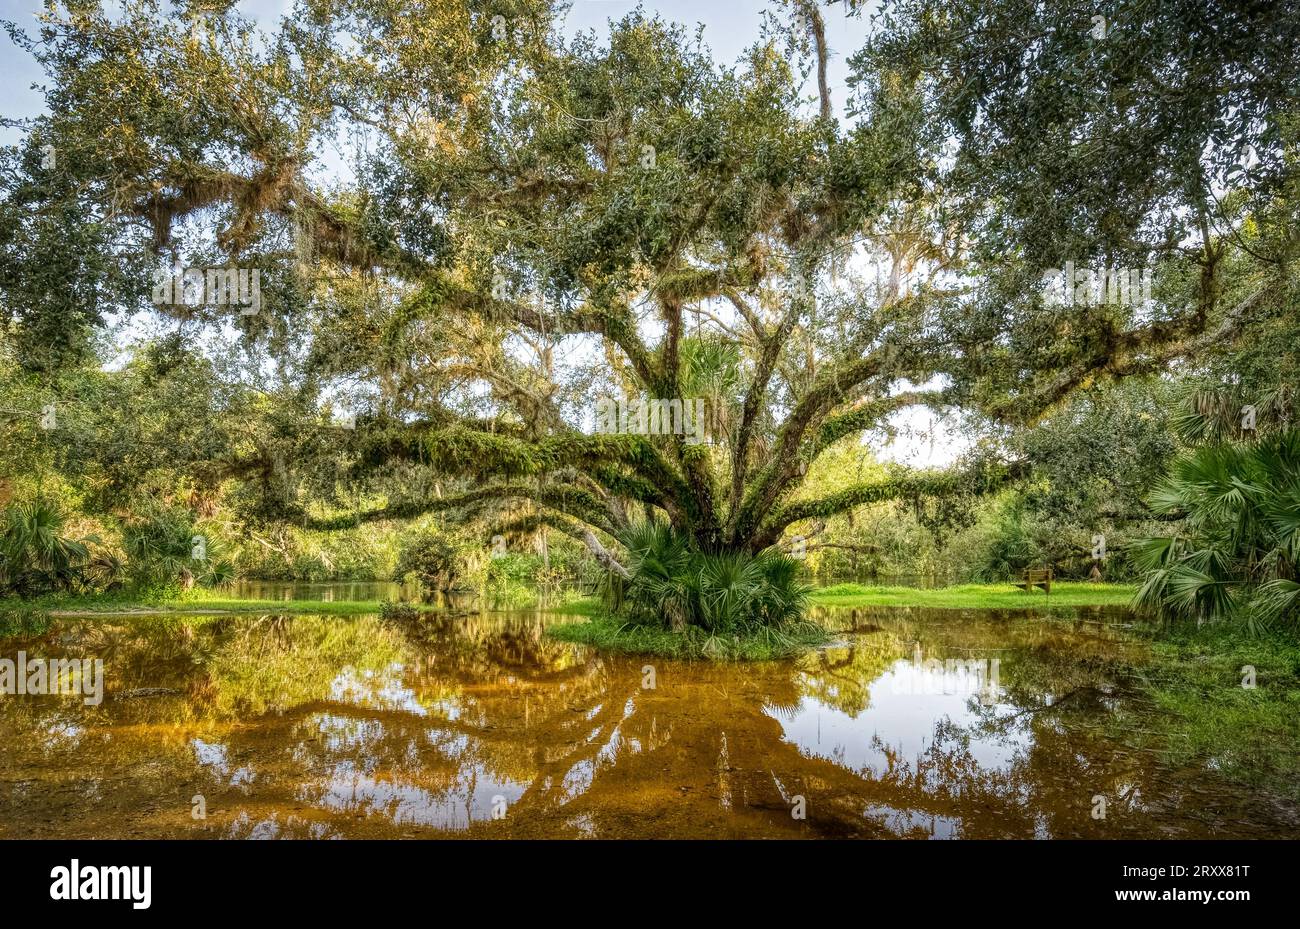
<box><xmin>751</xmin><ymin>458</ymin><xmax>1025</xmax><ymax>550</ymax></box>
<box><xmin>436</xmin><ymin>276</ymin><xmax>661</xmax><ymax>394</ymax></box>
<box><xmin>983</xmin><ymin>286</ymin><xmax>1275</xmax><ymax>426</ymax></box>
<box><xmin>813</xmin><ymin>389</ymin><xmax>949</xmax><ymax>453</ymax></box>
<box><xmin>418</xmin><ymin>427</ymin><xmax>697</xmax><ymax>528</ymax></box>
<box><xmin>304</xmin><ymin>480</ymin><xmax>613</xmax><ymax>534</ymax></box>
<box><xmin>491</xmin><ymin>512</ymin><xmax>630</xmax><ymax>577</ymax></box>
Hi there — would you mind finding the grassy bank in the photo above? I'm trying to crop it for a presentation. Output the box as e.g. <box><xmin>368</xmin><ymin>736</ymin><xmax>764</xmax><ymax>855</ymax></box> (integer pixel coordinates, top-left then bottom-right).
<box><xmin>4</xmin><ymin>580</ymin><xmax>1133</xmax><ymax>622</ymax></box>
<box><xmin>808</xmin><ymin>581</ymin><xmax>1138</xmax><ymax>610</ymax></box>
<box><xmin>549</xmin><ymin>581</ymin><xmax>1139</xmax><ymax>620</ymax></box>
<box><xmin>546</xmin><ymin>614</ymin><xmax>832</xmax><ymax>660</ymax></box>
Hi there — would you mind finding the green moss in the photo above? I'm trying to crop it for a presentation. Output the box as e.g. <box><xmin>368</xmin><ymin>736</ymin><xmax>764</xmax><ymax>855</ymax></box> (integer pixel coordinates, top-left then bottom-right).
<box><xmin>809</xmin><ymin>581</ymin><xmax>1138</xmax><ymax>610</ymax></box>
<box><xmin>545</xmin><ymin>614</ymin><xmax>832</xmax><ymax>660</ymax></box>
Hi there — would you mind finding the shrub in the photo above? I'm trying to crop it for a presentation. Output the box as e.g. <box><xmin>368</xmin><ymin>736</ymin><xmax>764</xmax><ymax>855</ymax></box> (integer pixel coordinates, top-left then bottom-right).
<box><xmin>120</xmin><ymin>503</ymin><xmax>234</xmax><ymax>588</ymax></box>
<box><xmin>604</xmin><ymin>523</ymin><xmax>812</xmax><ymax>634</ymax></box>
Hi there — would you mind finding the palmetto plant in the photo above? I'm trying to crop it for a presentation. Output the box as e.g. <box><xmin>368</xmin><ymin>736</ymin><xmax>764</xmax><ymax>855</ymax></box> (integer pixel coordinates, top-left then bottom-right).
<box><xmin>1131</xmin><ymin>429</ymin><xmax>1300</xmax><ymax>630</ymax></box>
<box><xmin>82</xmin><ymin>548</ymin><xmax>128</xmax><ymax>592</ymax></box>
<box><xmin>1171</xmin><ymin>386</ymin><xmax>1295</xmax><ymax>446</ymax></box>
<box><xmin>604</xmin><ymin>522</ymin><xmax>811</xmax><ymax>633</ymax></box>
<box><xmin>0</xmin><ymin>501</ymin><xmax>91</xmax><ymax>596</ymax></box>
<box><xmin>677</xmin><ymin>336</ymin><xmax>743</xmax><ymax>444</ymax></box>
<box><xmin>121</xmin><ymin>505</ymin><xmax>234</xmax><ymax>588</ymax></box>
<box><xmin>122</xmin><ymin>512</ymin><xmax>191</xmax><ymax>585</ymax></box>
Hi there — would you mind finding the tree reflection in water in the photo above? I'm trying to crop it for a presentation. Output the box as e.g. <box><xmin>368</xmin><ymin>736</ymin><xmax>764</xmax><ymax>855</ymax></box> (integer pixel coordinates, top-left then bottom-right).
<box><xmin>0</xmin><ymin>607</ymin><xmax>1295</xmax><ymax>838</ymax></box>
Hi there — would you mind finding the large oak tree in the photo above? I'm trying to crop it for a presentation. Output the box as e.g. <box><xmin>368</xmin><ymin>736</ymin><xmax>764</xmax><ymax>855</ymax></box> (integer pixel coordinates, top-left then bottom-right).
<box><xmin>2</xmin><ymin>0</ymin><xmax>1292</xmax><ymax>566</ymax></box>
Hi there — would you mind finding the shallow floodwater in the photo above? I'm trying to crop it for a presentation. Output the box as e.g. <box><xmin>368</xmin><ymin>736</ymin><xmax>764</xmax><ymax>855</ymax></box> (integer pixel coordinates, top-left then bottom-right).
<box><xmin>218</xmin><ymin>576</ymin><xmax>942</xmax><ymax>604</ymax></box>
<box><xmin>222</xmin><ymin>578</ymin><xmax>413</xmax><ymax>603</ymax></box>
<box><xmin>1</xmin><ymin>606</ymin><xmax>1295</xmax><ymax>838</ymax></box>
<box><xmin>218</xmin><ymin>578</ymin><xmax>589</xmax><ymax>610</ymax></box>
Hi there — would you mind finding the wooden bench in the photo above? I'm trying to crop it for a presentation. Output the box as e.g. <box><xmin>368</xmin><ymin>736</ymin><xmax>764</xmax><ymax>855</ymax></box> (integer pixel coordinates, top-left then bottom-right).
<box><xmin>1018</xmin><ymin>567</ymin><xmax>1052</xmax><ymax>594</ymax></box>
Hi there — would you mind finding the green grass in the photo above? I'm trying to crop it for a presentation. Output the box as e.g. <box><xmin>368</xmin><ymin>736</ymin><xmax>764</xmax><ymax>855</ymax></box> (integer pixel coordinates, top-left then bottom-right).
<box><xmin>550</xmin><ymin>581</ymin><xmax>1137</xmax><ymax>617</ymax></box>
<box><xmin>544</xmin><ymin>581</ymin><xmax>1139</xmax><ymax>660</ymax></box>
<box><xmin>6</xmin><ymin>581</ymin><xmax>1134</xmax><ymax>619</ymax></box>
<box><xmin>546</xmin><ymin>614</ymin><xmax>832</xmax><ymax>661</ymax></box>
<box><xmin>550</xmin><ymin>597</ymin><xmax>602</xmax><ymax>616</ymax></box>
<box><xmin>808</xmin><ymin>581</ymin><xmax>1138</xmax><ymax>610</ymax></box>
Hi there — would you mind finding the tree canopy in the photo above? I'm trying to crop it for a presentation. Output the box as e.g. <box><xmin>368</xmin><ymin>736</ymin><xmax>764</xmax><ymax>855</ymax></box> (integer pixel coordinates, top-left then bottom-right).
<box><xmin>2</xmin><ymin>0</ymin><xmax>1296</xmax><ymax>571</ymax></box>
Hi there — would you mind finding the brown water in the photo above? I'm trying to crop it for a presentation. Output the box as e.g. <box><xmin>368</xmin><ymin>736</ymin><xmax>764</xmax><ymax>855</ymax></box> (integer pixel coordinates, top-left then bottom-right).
<box><xmin>1</xmin><ymin>606</ymin><xmax>1295</xmax><ymax>839</ymax></box>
